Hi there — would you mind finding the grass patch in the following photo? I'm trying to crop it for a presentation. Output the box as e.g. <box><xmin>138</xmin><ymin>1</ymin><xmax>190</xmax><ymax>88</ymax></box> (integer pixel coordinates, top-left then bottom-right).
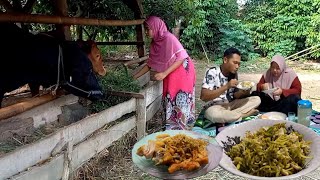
<box><xmin>89</xmin><ymin>66</ymin><xmax>141</xmax><ymax>113</ymax></box>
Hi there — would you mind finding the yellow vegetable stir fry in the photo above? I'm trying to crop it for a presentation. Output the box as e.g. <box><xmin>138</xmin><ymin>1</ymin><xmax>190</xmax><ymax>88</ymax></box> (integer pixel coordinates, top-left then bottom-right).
<box><xmin>240</xmin><ymin>81</ymin><xmax>253</xmax><ymax>89</ymax></box>
<box><xmin>137</xmin><ymin>134</ymin><xmax>209</xmax><ymax>173</ymax></box>
<box><xmin>227</xmin><ymin>123</ymin><xmax>312</xmax><ymax>177</ymax></box>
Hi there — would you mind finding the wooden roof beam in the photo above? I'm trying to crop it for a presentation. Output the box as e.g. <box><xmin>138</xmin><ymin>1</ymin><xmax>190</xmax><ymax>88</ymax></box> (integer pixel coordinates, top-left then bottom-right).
<box><xmin>0</xmin><ymin>13</ymin><xmax>144</xmax><ymax>26</ymax></box>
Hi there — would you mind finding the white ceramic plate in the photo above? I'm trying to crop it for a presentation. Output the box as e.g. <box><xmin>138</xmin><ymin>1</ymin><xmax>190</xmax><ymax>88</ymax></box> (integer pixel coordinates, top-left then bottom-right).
<box><xmin>262</xmin><ymin>88</ymin><xmax>278</xmax><ymax>94</ymax></box>
<box><xmin>215</xmin><ymin>119</ymin><xmax>320</xmax><ymax>180</ymax></box>
<box><xmin>132</xmin><ymin>130</ymin><xmax>223</xmax><ymax>179</ymax></box>
<box><xmin>260</xmin><ymin>111</ymin><xmax>287</xmax><ymax>120</ymax></box>
<box><xmin>237</xmin><ymin>81</ymin><xmax>255</xmax><ymax>91</ymax></box>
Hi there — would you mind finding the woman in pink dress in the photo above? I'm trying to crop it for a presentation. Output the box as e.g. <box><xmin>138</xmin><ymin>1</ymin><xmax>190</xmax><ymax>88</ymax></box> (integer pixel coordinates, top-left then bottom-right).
<box><xmin>134</xmin><ymin>16</ymin><xmax>196</xmax><ymax>130</ymax></box>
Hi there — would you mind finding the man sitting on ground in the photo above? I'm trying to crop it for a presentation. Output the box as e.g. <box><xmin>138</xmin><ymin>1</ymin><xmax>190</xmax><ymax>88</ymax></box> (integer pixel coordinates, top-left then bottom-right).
<box><xmin>200</xmin><ymin>47</ymin><xmax>261</xmax><ymax>123</ymax></box>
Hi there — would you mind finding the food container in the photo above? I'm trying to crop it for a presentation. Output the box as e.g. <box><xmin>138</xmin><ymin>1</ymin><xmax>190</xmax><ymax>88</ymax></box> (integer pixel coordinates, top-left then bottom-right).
<box><xmin>297</xmin><ymin>100</ymin><xmax>312</xmax><ymax>127</ymax></box>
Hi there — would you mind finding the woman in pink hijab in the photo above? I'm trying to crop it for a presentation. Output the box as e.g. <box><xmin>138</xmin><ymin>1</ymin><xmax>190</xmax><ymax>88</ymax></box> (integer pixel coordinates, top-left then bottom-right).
<box><xmin>134</xmin><ymin>16</ymin><xmax>196</xmax><ymax>130</ymax></box>
<box><xmin>252</xmin><ymin>55</ymin><xmax>301</xmax><ymax>114</ymax></box>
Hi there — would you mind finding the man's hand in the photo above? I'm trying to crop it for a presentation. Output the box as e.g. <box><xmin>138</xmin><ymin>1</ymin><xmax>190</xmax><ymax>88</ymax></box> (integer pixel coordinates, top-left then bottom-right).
<box><xmin>227</xmin><ymin>79</ymin><xmax>238</xmax><ymax>89</ymax></box>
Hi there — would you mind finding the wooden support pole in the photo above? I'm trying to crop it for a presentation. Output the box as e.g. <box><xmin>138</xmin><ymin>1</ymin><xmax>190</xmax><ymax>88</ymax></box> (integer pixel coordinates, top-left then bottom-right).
<box><xmin>77</xmin><ymin>25</ymin><xmax>83</xmax><ymax>40</ymax></box>
<box><xmin>54</xmin><ymin>0</ymin><xmax>71</xmax><ymax>40</ymax></box>
<box><xmin>136</xmin><ymin>24</ymin><xmax>145</xmax><ymax>57</ymax></box>
<box><xmin>124</xmin><ymin>56</ymin><xmax>148</xmax><ymax>67</ymax></box>
<box><xmin>134</xmin><ymin>0</ymin><xmax>145</xmax><ymax>58</ymax></box>
<box><xmin>136</xmin><ymin>91</ymin><xmax>147</xmax><ymax>139</ymax></box>
<box><xmin>0</xmin><ymin>13</ymin><xmax>145</xmax><ymax>26</ymax></box>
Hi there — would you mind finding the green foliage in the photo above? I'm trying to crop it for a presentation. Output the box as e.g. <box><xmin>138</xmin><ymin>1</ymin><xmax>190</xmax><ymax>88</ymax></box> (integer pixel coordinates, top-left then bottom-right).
<box><xmin>89</xmin><ymin>66</ymin><xmax>141</xmax><ymax>113</ymax></box>
<box><xmin>143</xmin><ymin>0</ymin><xmax>194</xmax><ymax>29</ymax></box>
<box><xmin>217</xmin><ymin>19</ymin><xmax>256</xmax><ymax>61</ymax></box>
<box><xmin>180</xmin><ymin>0</ymin><xmax>256</xmax><ymax>61</ymax></box>
<box><xmin>241</xmin><ymin>0</ymin><xmax>320</xmax><ymax>58</ymax></box>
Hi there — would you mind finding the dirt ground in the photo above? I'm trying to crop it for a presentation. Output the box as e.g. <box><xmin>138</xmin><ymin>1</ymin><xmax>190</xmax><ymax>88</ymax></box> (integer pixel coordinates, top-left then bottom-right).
<box><xmin>73</xmin><ymin>59</ymin><xmax>320</xmax><ymax>180</ymax></box>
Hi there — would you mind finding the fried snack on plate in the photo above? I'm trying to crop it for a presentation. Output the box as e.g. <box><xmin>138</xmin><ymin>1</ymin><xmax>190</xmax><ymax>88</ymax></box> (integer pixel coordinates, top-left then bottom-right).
<box><xmin>136</xmin><ymin>134</ymin><xmax>209</xmax><ymax>173</ymax></box>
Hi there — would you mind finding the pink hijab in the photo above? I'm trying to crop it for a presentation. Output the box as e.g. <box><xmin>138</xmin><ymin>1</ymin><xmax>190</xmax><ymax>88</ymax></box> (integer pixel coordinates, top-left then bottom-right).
<box><xmin>145</xmin><ymin>16</ymin><xmax>189</xmax><ymax>72</ymax></box>
<box><xmin>264</xmin><ymin>55</ymin><xmax>297</xmax><ymax>89</ymax></box>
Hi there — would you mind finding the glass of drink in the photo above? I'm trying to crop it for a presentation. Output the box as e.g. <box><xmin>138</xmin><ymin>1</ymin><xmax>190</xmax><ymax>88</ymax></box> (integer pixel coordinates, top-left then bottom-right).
<box><xmin>288</xmin><ymin>112</ymin><xmax>296</xmax><ymax>122</ymax></box>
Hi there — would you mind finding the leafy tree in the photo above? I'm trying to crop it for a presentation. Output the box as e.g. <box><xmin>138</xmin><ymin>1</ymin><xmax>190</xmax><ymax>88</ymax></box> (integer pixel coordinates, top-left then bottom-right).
<box><xmin>241</xmin><ymin>0</ymin><xmax>320</xmax><ymax>58</ymax></box>
<box><xmin>180</xmin><ymin>0</ymin><xmax>255</xmax><ymax>61</ymax></box>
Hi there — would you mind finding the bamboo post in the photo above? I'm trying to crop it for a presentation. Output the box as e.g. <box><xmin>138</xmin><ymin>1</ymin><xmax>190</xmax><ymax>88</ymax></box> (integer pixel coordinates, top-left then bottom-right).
<box><xmin>62</xmin><ymin>142</ymin><xmax>73</xmax><ymax>180</ymax></box>
<box><xmin>136</xmin><ymin>91</ymin><xmax>147</xmax><ymax>139</ymax></box>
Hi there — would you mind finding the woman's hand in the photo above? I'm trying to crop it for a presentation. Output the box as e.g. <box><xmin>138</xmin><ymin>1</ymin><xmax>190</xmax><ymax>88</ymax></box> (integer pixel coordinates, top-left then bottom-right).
<box><xmin>273</xmin><ymin>87</ymin><xmax>283</xmax><ymax>96</ymax></box>
<box><xmin>261</xmin><ymin>83</ymin><xmax>269</xmax><ymax>90</ymax></box>
<box><xmin>154</xmin><ymin>72</ymin><xmax>167</xmax><ymax>81</ymax></box>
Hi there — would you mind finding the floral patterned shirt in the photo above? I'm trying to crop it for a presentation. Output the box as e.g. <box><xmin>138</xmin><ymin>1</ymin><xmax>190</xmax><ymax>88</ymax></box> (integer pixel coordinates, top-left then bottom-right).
<box><xmin>202</xmin><ymin>66</ymin><xmax>238</xmax><ymax>109</ymax></box>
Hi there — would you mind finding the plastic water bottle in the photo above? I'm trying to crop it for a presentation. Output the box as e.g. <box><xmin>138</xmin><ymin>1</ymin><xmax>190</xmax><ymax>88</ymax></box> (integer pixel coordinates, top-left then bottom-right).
<box><xmin>297</xmin><ymin>100</ymin><xmax>312</xmax><ymax>127</ymax></box>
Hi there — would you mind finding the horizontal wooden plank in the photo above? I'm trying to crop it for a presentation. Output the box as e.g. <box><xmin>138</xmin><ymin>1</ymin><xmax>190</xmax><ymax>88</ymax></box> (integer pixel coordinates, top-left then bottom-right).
<box><xmin>11</xmin><ymin>117</ymin><xmax>137</xmax><ymax>180</ymax></box>
<box><xmin>11</xmin><ymin>155</ymin><xmax>65</xmax><ymax>180</ymax></box>
<box><xmin>106</xmin><ymin>90</ymin><xmax>144</xmax><ymax>99</ymax></box>
<box><xmin>71</xmin><ymin>116</ymin><xmax>136</xmax><ymax>171</ymax></box>
<box><xmin>143</xmin><ymin>81</ymin><xmax>163</xmax><ymax>106</ymax></box>
<box><xmin>124</xmin><ymin>56</ymin><xmax>148</xmax><ymax>66</ymax></box>
<box><xmin>0</xmin><ymin>98</ymin><xmax>136</xmax><ymax>179</ymax></box>
<box><xmin>96</xmin><ymin>41</ymin><xmax>144</xmax><ymax>46</ymax></box>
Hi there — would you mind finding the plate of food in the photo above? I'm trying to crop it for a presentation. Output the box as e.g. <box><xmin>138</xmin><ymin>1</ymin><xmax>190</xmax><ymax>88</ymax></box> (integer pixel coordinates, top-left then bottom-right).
<box><xmin>237</xmin><ymin>81</ymin><xmax>255</xmax><ymax>91</ymax></box>
<box><xmin>132</xmin><ymin>130</ymin><xmax>223</xmax><ymax>179</ymax></box>
<box><xmin>259</xmin><ymin>112</ymin><xmax>287</xmax><ymax>120</ymax></box>
<box><xmin>215</xmin><ymin>119</ymin><xmax>320</xmax><ymax>179</ymax></box>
